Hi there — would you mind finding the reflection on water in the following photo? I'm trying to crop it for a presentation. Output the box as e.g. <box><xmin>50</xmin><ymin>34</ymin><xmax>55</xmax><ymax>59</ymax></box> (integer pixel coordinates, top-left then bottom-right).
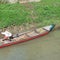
<box><xmin>0</xmin><ymin>30</ymin><xmax>60</xmax><ymax>60</ymax></box>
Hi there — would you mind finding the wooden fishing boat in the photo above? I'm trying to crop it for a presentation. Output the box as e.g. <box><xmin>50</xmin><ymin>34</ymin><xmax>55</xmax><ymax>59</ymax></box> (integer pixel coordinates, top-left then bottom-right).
<box><xmin>0</xmin><ymin>24</ymin><xmax>55</xmax><ymax>48</ymax></box>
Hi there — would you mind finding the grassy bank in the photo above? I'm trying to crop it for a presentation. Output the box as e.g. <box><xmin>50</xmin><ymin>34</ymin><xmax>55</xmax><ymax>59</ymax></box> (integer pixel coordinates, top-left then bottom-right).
<box><xmin>0</xmin><ymin>0</ymin><xmax>60</xmax><ymax>28</ymax></box>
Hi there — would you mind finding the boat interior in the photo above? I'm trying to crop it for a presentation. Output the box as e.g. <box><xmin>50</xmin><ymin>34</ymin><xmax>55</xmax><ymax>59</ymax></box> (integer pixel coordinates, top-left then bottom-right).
<box><xmin>0</xmin><ymin>28</ymin><xmax>47</xmax><ymax>45</ymax></box>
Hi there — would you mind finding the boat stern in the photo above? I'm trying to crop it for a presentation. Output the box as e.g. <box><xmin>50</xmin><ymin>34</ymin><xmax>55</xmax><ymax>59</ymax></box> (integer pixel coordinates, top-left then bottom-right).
<box><xmin>49</xmin><ymin>24</ymin><xmax>55</xmax><ymax>31</ymax></box>
<box><xmin>43</xmin><ymin>24</ymin><xmax>55</xmax><ymax>31</ymax></box>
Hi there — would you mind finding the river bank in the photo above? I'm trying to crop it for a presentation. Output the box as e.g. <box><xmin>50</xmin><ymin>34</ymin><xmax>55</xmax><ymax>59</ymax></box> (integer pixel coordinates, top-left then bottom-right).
<box><xmin>0</xmin><ymin>0</ymin><xmax>60</xmax><ymax>28</ymax></box>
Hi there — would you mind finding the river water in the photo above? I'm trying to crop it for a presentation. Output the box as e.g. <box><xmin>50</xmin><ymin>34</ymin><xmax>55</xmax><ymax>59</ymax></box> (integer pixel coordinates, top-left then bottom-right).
<box><xmin>0</xmin><ymin>30</ymin><xmax>60</xmax><ymax>60</ymax></box>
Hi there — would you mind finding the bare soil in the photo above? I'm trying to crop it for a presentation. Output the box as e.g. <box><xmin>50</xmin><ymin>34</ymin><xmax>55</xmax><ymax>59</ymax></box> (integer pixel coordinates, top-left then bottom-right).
<box><xmin>0</xmin><ymin>24</ymin><xmax>60</xmax><ymax>38</ymax></box>
<box><xmin>0</xmin><ymin>23</ymin><xmax>37</xmax><ymax>38</ymax></box>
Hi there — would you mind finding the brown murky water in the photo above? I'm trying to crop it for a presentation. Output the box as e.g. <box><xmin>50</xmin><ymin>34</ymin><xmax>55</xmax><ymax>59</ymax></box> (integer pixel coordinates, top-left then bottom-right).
<box><xmin>0</xmin><ymin>30</ymin><xmax>60</xmax><ymax>60</ymax></box>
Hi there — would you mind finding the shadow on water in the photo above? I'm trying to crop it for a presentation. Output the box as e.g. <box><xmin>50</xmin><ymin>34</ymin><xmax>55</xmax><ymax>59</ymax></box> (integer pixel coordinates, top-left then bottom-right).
<box><xmin>0</xmin><ymin>30</ymin><xmax>60</xmax><ymax>60</ymax></box>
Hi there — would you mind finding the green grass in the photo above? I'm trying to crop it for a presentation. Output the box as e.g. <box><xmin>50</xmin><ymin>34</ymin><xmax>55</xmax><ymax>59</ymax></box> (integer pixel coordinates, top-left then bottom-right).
<box><xmin>0</xmin><ymin>0</ymin><xmax>60</xmax><ymax>28</ymax></box>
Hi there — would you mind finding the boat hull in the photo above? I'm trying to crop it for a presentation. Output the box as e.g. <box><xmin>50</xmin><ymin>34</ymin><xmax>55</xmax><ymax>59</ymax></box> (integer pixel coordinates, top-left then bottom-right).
<box><xmin>0</xmin><ymin>31</ymin><xmax>49</xmax><ymax>48</ymax></box>
<box><xmin>0</xmin><ymin>24</ymin><xmax>55</xmax><ymax>48</ymax></box>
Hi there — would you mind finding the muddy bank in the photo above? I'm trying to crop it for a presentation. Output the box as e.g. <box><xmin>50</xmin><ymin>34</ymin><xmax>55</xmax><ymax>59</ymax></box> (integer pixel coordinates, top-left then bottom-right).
<box><xmin>0</xmin><ymin>24</ymin><xmax>60</xmax><ymax>38</ymax></box>
<box><xmin>0</xmin><ymin>23</ymin><xmax>37</xmax><ymax>38</ymax></box>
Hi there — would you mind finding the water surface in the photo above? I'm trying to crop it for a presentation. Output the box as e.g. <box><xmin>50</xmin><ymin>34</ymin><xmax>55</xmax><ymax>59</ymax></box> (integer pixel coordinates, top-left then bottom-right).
<box><xmin>0</xmin><ymin>30</ymin><xmax>60</xmax><ymax>60</ymax></box>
